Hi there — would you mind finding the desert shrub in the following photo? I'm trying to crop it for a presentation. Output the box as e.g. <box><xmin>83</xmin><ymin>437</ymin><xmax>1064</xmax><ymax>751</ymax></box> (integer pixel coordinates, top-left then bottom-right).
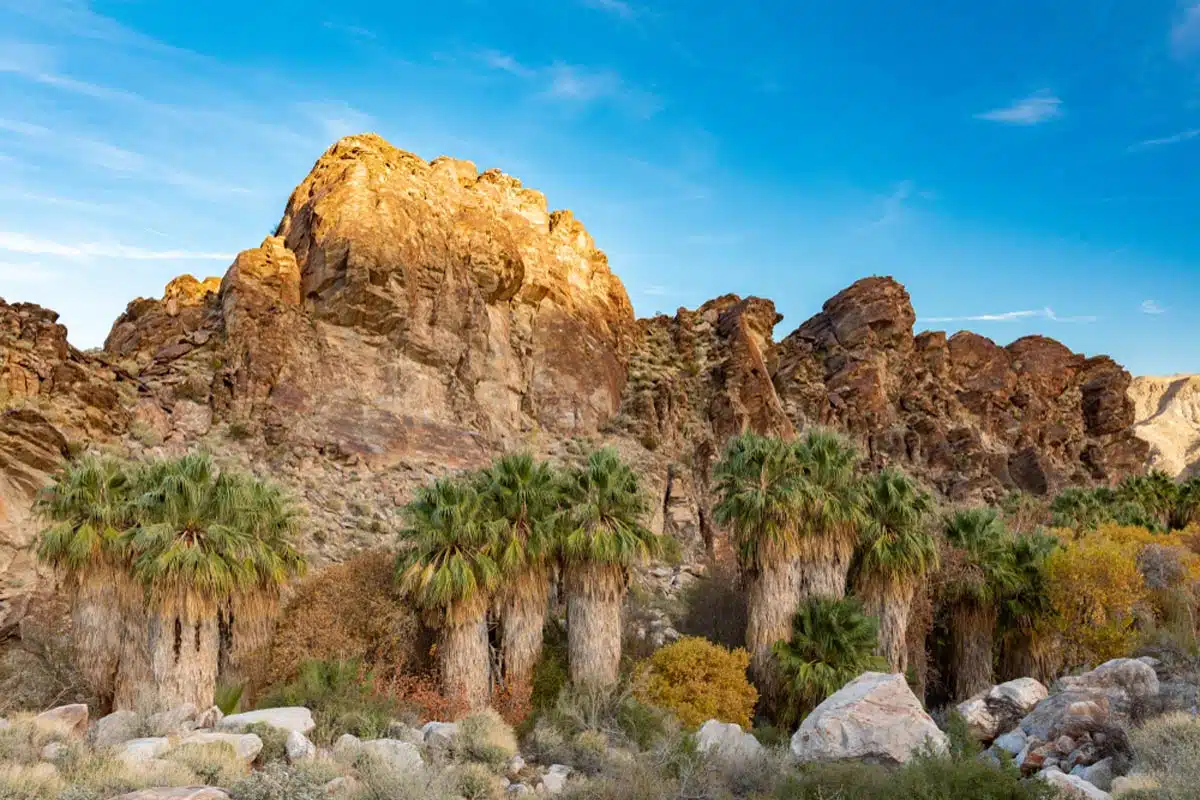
<box><xmin>1128</xmin><ymin>712</ymin><xmax>1200</xmax><ymax>796</ymax></box>
<box><xmin>54</xmin><ymin>752</ymin><xmax>197</xmax><ymax>799</ymax></box>
<box><xmin>0</xmin><ymin>763</ymin><xmax>65</xmax><ymax>800</ymax></box>
<box><xmin>448</xmin><ymin>762</ymin><xmax>503</xmax><ymax>800</ymax></box>
<box><xmin>632</xmin><ymin>636</ymin><xmax>757</xmax><ymax>728</ymax></box>
<box><xmin>261</xmin><ymin>551</ymin><xmax>430</xmax><ymax>690</ymax></box>
<box><xmin>258</xmin><ymin>659</ymin><xmax>403</xmax><ymax>744</ymax></box>
<box><xmin>354</xmin><ymin>750</ymin><xmax>458</xmax><ymax>800</ymax></box>
<box><xmin>773</xmin><ymin>756</ymin><xmax>1054</xmax><ymax>799</ymax></box>
<box><xmin>166</xmin><ymin>741</ymin><xmax>249</xmax><ymax>787</ymax></box>
<box><xmin>676</xmin><ymin>561</ymin><xmax>747</xmax><ymax>650</ymax></box>
<box><xmin>244</xmin><ymin>721</ymin><xmax>289</xmax><ymax>763</ymax></box>
<box><xmin>455</xmin><ymin>709</ymin><xmax>518</xmax><ymax>768</ymax></box>
<box><xmin>527</xmin><ymin>684</ymin><xmax>674</xmax><ymax>774</ymax></box>
<box><xmin>228</xmin><ymin>760</ymin><xmax>343</xmax><ymax>800</ymax></box>
<box><xmin>1045</xmin><ymin>532</ymin><xmax>1148</xmax><ymax>666</ymax></box>
<box><xmin>941</xmin><ymin>709</ymin><xmax>981</xmax><ymax>759</ymax></box>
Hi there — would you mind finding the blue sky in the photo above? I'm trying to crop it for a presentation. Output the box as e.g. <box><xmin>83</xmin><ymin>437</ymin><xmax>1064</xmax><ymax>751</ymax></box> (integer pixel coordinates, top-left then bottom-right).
<box><xmin>1</xmin><ymin>0</ymin><xmax>1198</xmax><ymax>375</ymax></box>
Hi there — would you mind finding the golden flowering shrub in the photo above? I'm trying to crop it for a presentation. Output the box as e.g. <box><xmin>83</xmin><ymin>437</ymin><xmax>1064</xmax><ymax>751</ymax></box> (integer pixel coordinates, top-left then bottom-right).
<box><xmin>633</xmin><ymin>636</ymin><xmax>757</xmax><ymax>728</ymax></box>
<box><xmin>1045</xmin><ymin>534</ymin><xmax>1147</xmax><ymax>665</ymax></box>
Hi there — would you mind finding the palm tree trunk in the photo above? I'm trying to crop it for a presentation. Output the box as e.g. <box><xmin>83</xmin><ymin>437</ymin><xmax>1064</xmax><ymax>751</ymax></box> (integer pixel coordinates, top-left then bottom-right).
<box><xmin>745</xmin><ymin>558</ymin><xmax>802</xmax><ymax>704</ymax></box>
<box><xmin>218</xmin><ymin>591</ymin><xmax>278</xmax><ymax>697</ymax></box>
<box><xmin>70</xmin><ymin>567</ymin><xmax>125</xmax><ymax>706</ymax></box>
<box><xmin>566</xmin><ymin>562</ymin><xmax>624</xmax><ymax>689</ymax></box>
<box><xmin>862</xmin><ymin>581</ymin><xmax>915</xmax><ymax>674</ymax></box>
<box><xmin>906</xmin><ymin>585</ymin><xmax>933</xmax><ymax>700</ymax></box>
<box><xmin>440</xmin><ymin>612</ymin><xmax>491</xmax><ymax>714</ymax></box>
<box><xmin>999</xmin><ymin>629</ymin><xmax>1060</xmax><ymax>684</ymax></box>
<box><xmin>950</xmin><ymin>602</ymin><xmax>996</xmax><ymax>701</ymax></box>
<box><xmin>795</xmin><ymin>534</ymin><xmax>856</xmax><ymax>601</ymax></box>
<box><xmin>500</xmin><ymin>569</ymin><xmax>549</xmax><ymax>690</ymax></box>
<box><xmin>130</xmin><ymin>601</ymin><xmax>221</xmax><ymax>712</ymax></box>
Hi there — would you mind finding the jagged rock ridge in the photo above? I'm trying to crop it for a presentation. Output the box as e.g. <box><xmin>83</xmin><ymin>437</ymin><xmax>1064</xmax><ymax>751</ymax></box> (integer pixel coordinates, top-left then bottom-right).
<box><xmin>1130</xmin><ymin>375</ymin><xmax>1200</xmax><ymax>478</ymax></box>
<box><xmin>0</xmin><ymin>133</ymin><xmax>1152</xmax><ymax>633</ymax></box>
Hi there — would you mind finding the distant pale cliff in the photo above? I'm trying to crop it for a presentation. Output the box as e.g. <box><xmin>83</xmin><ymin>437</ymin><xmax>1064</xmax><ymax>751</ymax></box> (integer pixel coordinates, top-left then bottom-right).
<box><xmin>1130</xmin><ymin>375</ymin><xmax>1200</xmax><ymax>478</ymax></box>
<box><xmin>0</xmin><ymin>133</ymin><xmax>1156</xmax><ymax>632</ymax></box>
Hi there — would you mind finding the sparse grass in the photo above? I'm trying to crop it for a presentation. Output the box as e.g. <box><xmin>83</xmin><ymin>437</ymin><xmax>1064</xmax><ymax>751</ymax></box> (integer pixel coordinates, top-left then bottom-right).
<box><xmin>228</xmin><ymin>760</ymin><xmax>344</xmax><ymax>800</ymax></box>
<box><xmin>165</xmin><ymin>742</ymin><xmax>249</xmax><ymax>787</ymax></box>
<box><xmin>455</xmin><ymin>709</ymin><xmax>518</xmax><ymax>768</ymax></box>
<box><xmin>1128</xmin><ymin>712</ymin><xmax>1200</xmax><ymax>797</ymax></box>
<box><xmin>244</xmin><ymin>721</ymin><xmax>289</xmax><ymax>764</ymax></box>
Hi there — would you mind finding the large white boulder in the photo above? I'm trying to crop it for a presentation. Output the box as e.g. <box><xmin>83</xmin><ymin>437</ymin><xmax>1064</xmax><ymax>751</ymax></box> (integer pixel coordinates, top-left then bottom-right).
<box><xmin>790</xmin><ymin>672</ymin><xmax>948</xmax><ymax>765</ymax></box>
<box><xmin>1057</xmin><ymin>659</ymin><xmax>1159</xmax><ymax>704</ymax></box>
<box><xmin>285</xmin><ymin>730</ymin><xmax>316</xmax><ymax>763</ymax></box>
<box><xmin>957</xmin><ymin>677</ymin><xmax>1050</xmax><ymax>742</ymax></box>
<box><xmin>218</xmin><ymin>707</ymin><xmax>315</xmax><ymax>735</ymax></box>
<box><xmin>695</xmin><ymin>719</ymin><xmax>764</xmax><ymax>762</ymax></box>
<box><xmin>988</xmin><ymin>677</ymin><xmax>1049</xmax><ymax>714</ymax></box>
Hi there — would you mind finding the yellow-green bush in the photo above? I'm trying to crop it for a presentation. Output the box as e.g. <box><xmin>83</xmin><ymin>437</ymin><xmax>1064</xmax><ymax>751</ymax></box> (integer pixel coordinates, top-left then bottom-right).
<box><xmin>1045</xmin><ymin>532</ymin><xmax>1147</xmax><ymax>665</ymax></box>
<box><xmin>632</xmin><ymin>637</ymin><xmax>757</xmax><ymax>728</ymax></box>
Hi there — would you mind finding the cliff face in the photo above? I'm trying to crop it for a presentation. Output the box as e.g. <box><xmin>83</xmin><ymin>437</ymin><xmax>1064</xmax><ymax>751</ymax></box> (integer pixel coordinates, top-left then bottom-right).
<box><xmin>1130</xmin><ymin>375</ymin><xmax>1200</xmax><ymax>477</ymax></box>
<box><xmin>0</xmin><ymin>134</ymin><xmax>1155</xmax><ymax>632</ymax></box>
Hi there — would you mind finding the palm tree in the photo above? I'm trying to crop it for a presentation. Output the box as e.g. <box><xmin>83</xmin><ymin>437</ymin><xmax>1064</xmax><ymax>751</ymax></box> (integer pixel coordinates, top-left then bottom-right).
<box><xmin>558</xmin><ymin>448</ymin><xmax>659</xmax><ymax>689</ymax></box>
<box><xmin>853</xmin><ymin>469</ymin><xmax>938</xmax><ymax>673</ymax></box>
<box><xmin>939</xmin><ymin>508</ymin><xmax>1019</xmax><ymax>701</ymax></box>
<box><xmin>713</xmin><ymin>432</ymin><xmax>805</xmax><ymax>698</ymax></box>
<box><xmin>998</xmin><ymin>532</ymin><xmax>1060</xmax><ymax>683</ymax></box>
<box><xmin>773</xmin><ymin>596</ymin><xmax>886</xmax><ymax>727</ymax></box>
<box><xmin>117</xmin><ymin>454</ymin><xmax>305</xmax><ymax>711</ymax></box>
<box><xmin>1119</xmin><ymin>471</ymin><xmax>1179</xmax><ymax>530</ymax></box>
<box><xmin>793</xmin><ymin>429</ymin><xmax>864</xmax><ymax>601</ymax></box>
<box><xmin>397</xmin><ymin>476</ymin><xmax>499</xmax><ymax>711</ymax></box>
<box><xmin>1172</xmin><ymin>476</ymin><xmax>1200</xmax><ymax>531</ymax></box>
<box><xmin>477</xmin><ymin>453</ymin><xmax>563</xmax><ymax>690</ymax></box>
<box><xmin>35</xmin><ymin>455</ymin><xmax>139</xmax><ymax>706</ymax></box>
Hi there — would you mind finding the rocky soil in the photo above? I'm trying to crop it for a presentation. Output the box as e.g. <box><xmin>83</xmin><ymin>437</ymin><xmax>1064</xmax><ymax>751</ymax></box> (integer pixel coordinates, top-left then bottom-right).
<box><xmin>1130</xmin><ymin>375</ymin><xmax>1200</xmax><ymax>478</ymax></box>
<box><xmin>0</xmin><ymin>133</ymin><xmax>1153</xmax><ymax>635</ymax></box>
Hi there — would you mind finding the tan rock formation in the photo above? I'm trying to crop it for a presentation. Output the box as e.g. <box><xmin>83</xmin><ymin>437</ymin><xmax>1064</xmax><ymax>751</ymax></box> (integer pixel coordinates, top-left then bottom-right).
<box><xmin>1130</xmin><ymin>375</ymin><xmax>1200</xmax><ymax>477</ymax></box>
<box><xmin>0</xmin><ymin>133</ymin><xmax>1160</xmax><ymax>636</ymax></box>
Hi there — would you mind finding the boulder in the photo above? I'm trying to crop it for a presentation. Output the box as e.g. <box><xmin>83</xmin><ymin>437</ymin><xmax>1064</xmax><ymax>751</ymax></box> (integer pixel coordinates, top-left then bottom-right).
<box><xmin>323</xmin><ymin>776</ymin><xmax>365</xmax><ymax>796</ymax></box>
<box><xmin>195</xmin><ymin>706</ymin><xmax>224</xmax><ymax>729</ymax></box>
<box><xmin>333</xmin><ymin>733</ymin><xmax>362</xmax><ymax>763</ymax></box>
<box><xmin>790</xmin><ymin>672</ymin><xmax>948</xmax><ymax>765</ymax></box>
<box><xmin>422</xmin><ymin>720</ymin><xmax>459</xmax><ymax>749</ymax></box>
<box><xmin>219</xmin><ymin>707</ymin><xmax>315</xmax><ymax>735</ymax></box>
<box><xmin>993</xmin><ymin>729</ymin><xmax>1027</xmax><ymax>757</ymax></box>
<box><xmin>541</xmin><ymin>764</ymin><xmax>573</xmax><ymax>795</ymax></box>
<box><xmin>285</xmin><ymin>730</ymin><xmax>316</xmax><ymax>763</ymax></box>
<box><xmin>1073</xmin><ymin>757</ymin><xmax>1115</xmax><ymax>792</ymax></box>
<box><xmin>93</xmin><ymin>710</ymin><xmax>143</xmax><ymax>748</ymax></box>
<box><xmin>1020</xmin><ymin>693</ymin><xmax>1110</xmax><ymax>741</ymax></box>
<box><xmin>358</xmin><ymin>739</ymin><xmax>424</xmax><ymax>773</ymax></box>
<box><xmin>1038</xmin><ymin>767</ymin><xmax>1110</xmax><ymax>799</ymax></box>
<box><xmin>116</xmin><ymin>737</ymin><xmax>173</xmax><ymax>764</ymax></box>
<box><xmin>39</xmin><ymin>741</ymin><xmax>69</xmax><ymax>761</ymax></box>
<box><xmin>957</xmin><ymin>677</ymin><xmax>1050</xmax><ymax>742</ymax></box>
<box><xmin>1057</xmin><ymin>659</ymin><xmax>1160</xmax><ymax>706</ymax></box>
<box><xmin>695</xmin><ymin>719</ymin><xmax>764</xmax><ymax>762</ymax></box>
<box><xmin>32</xmin><ymin>704</ymin><xmax>88</xmax><ymax>738</ymax></box>
<box><xmin>111</xmin><ymin>790</ymin><xmax>230</xmax><ymax>800</ymax></box>
<box><xmin>148</xmin><ymin>704</ymin><xmax>199</xmax><ymax>736</ymax></box>
<box><xmin>179</xmin><ymin>732</ymin><xmax>263</xmax><ymax>763</ymax></box>
<box><xmin>956</xmin><ymin>697</ymin><xmax>1000</xmax><ymax>741</ymax></box>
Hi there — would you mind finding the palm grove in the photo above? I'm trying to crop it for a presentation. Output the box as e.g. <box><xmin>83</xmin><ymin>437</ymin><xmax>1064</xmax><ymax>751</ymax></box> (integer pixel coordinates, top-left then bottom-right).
<box><xmin>35</xmin><ymin>433</ymin><xmax>1200</xmax><ymax>723</ymax></box>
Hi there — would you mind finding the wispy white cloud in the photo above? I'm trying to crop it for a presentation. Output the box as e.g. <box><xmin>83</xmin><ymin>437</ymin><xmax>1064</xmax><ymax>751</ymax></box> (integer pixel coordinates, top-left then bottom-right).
<box><xmin>920</xmin><ymin>307</ymin><xmax>1096</xmax><ymax>324</ymax></box>
<box><xmin>580</xmin><ymin>0</ymin><xmax>637</xmax><ymax>19</ymax></box>
<box><xmin>479</xmin><ymin>50</ymin><xmax>536</xmax><ymax>78</ymax></box>
<box><xmin>1172</xmin><ymin>4</ymin><xmax>1200</xmax><ymax>59</ymax></box>
<box><xmin>479</xmin><ymin>52</ymin><xmax>659</xmax><ymax>117</ymax></box>
<box><xmin>1130</xmin><ymin>129</ymin><xmax>1200</xmax><ymax>150</ymax></box>
<box><xmin>0</xmin><ymin>232</ymin><xmax>233</xmax><ymax>261</ymax></box>
<box><xmin>975</xmin><ymin>90</ymin><xmax>1063</xmax><ymax>126</ymax></box>
<box><xmin>321</xmin><ymin>21</ymin><xmax>376</xmax><ymax>40</ymax></box>
<box><xmin>0</xmin><ymin>261</ymin><xmax>60</xmax><ymax>282</ymax></box>
<box><xmin>295</xmin><ymin>102</ymin><xmax>376</xmax><ymax>143</ymax></box>
<box><xmin>1141</xmin><ymin>299</ymin><xmax>1167</xmax><ymax>315</ymax></box>
<box><xmin>0</xmin><ymin>117</ymin><xmax>252</xmax><ymax>195</ymax></box>
<box><xmin>642</xmin><ymin>285</ymin><xmax>673</xmax><ymax>297</ymax></box>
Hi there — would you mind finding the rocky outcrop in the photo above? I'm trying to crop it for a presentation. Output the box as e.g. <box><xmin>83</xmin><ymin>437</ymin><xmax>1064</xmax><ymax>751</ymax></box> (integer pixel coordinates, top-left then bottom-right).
<box><xmin>0</xmin><ymin>134</ymin><xmax>1160</xmax><ymax>636</ymax></box>
<box><xmin>1130</xmin><ymin>375</ymin><xmax>1200</xmax><ymax>478</ymax></box>
<box><xmin>0</xmin><ymin>300</ymin><xmax>136</xmax><ymax>631</ymax></box>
